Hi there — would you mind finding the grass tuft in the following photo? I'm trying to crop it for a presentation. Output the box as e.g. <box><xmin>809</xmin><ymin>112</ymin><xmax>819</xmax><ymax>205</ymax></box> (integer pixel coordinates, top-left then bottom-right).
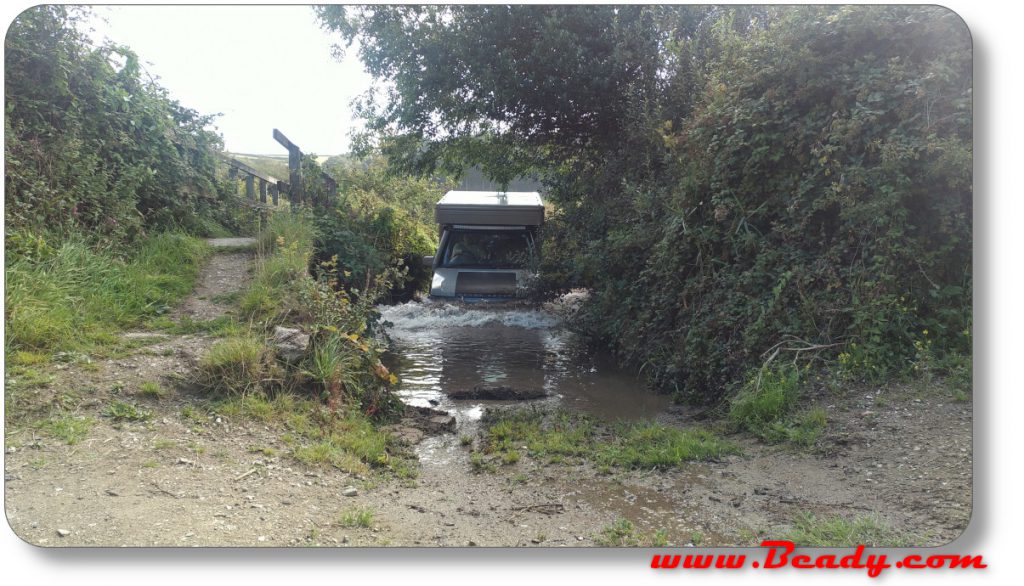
<box><xmin>139</xmin><ymin>381</ymin><xmax>167</xmax><ymax>399</ymax></box>
<box><xmin>338</xmin><ymin>508</ymin><xmax>375</xmax><ymax>528</ymax></box>
<box><xmin>195</xmin><ymin>335</ymin><xmax>275</xmax><ymax>396</ymax></box>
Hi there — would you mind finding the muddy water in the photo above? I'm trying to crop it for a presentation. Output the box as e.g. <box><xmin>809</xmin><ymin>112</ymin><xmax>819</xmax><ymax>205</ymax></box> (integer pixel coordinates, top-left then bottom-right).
<box><xmin>379</xmin><ymin>300</ymin><xmax>671</xmax><ymax>430</ymax></box>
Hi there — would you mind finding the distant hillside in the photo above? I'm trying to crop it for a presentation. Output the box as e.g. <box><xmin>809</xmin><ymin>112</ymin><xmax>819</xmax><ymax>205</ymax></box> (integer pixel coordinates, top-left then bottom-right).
<box><xmin>224</xmin><ymin>153</ymin><xmax>336</xmax><ymax>178</ymax></box>
<box><xmin>224</xmin><ymin>153</ymin><xmax>290</xmax><ymax>180</ymax></box>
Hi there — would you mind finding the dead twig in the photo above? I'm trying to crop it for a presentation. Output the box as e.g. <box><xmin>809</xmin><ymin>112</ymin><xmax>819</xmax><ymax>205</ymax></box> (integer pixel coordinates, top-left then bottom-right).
<box><xmin>148</xmin><ymin>481</ymin><xmax>182</xmax><ymax>499</ymax></box>
<box><xmin>510</xmin><ymin>503</ymin><xmax>565</xmax><ymax>515</ymax></box>
<box><xmin>235</xmin><ymin>468</ymin><xmax>258</xmax><ymax>481</ymax></box>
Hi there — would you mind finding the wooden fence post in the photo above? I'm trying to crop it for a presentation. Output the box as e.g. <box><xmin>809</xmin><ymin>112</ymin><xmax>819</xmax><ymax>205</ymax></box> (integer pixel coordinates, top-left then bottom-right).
<box><xmin>273</xmin><ymin>129</ymin><xmax>304</xmax><ymax>212</ymax></box>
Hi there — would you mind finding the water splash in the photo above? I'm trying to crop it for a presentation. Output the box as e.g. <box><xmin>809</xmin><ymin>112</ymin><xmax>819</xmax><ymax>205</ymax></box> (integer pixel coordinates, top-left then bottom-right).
<box><xmin>378</xmin><ymin>300</ymin><xmax>562</xmax><ymax>334</ymax></box>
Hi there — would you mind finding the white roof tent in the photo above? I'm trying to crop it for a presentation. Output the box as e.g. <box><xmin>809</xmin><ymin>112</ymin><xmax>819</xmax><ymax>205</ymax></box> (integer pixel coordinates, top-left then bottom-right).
<box><xmin>435</xmin><ymin>191</ymin><xmax>544</xmax><ymax>226</ymax></box>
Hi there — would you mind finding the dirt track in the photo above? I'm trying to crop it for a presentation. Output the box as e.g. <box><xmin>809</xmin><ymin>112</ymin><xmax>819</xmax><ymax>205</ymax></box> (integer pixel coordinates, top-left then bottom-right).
<box><xmin>3</xmin><ymin>245</ymin><xmax>972</xmax><ymax>547</ymax></box>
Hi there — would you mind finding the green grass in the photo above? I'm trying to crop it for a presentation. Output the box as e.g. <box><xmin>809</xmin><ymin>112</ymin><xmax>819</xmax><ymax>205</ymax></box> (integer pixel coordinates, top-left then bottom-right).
<box><xmin>782</xmin><ymin>513</ymin><xmax>917</xmax><ymax>547</ymax></box>
<box><xmin>484</xmin><ymin>410</ymin><xmax>595</xmax><ymax>460</ymax></box>
<box><xmin>4</xmin><ymin>366</ymin><xmax>55</xmax><ymax>390</ymax></box>
<box><xmin>5</xmin><ymin>232</ymin><xmax>210</xmax><ymax>356</ymax></box>
<box><xmin>729</xmin><ymin>365</ymin><xmax>801</xmax><ymax>430</ymax></box>
<box><xmin>241</xmin><ymin>213</ymin><xmax>316</xmax><ymax>322</ymax></box>
<box><xmin>35</xmin><ymin>414</ymin><xmax>95</xmax><ymax>445</ymax></box>
<box><xmin>155</xmin><ymin>315</ymin><xmax>241</xmax><ymax>337</ymax></box>
<box><xmin>728</xmin><ymin>365</ymin><xmax>827</xmax><ymax>448</ymax></box>
<box><xmin>216</xmin><ymin>392</ymin><xmax>409</xmax><ymax>478</ymax></box>
<box><xmin>596</xmin><ymin>423</ymin><xmax>739</xmax><ymax>469</ymax></box>
<box><xmin>338</xmin><ymin>508</ymin><xmax>375</xmax><ymax>529</ymax></box>
<box><xmin>480</xmin><ymin>410</ymin><xmax>736</xmax><ymax>470</ymax></box>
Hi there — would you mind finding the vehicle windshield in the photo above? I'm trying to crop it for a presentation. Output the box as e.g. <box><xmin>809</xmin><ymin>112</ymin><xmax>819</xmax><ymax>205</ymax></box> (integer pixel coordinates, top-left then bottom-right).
<box><xmin>441</xmin><ymin>230</ymin><xmax>533</xmax><ymax>269</ymax></box>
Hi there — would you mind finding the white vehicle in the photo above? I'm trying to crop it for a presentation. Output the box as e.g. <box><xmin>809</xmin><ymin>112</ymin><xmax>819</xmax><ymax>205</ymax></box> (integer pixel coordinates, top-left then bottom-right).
<box><xmin>426</xmin><ymin>191</ymin><xmax>544</xmax><ymax>300</ymax></box>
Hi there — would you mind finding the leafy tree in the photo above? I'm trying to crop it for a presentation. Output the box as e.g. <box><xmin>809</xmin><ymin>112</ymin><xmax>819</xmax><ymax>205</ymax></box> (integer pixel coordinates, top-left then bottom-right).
<box><xmin>322</xmin><ymin>5</ymin><xmax>971</xmax><ymax>401</ymax></box>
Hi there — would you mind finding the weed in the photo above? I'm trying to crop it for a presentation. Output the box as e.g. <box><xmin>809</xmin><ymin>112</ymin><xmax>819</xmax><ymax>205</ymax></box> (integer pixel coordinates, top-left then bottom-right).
<box><xmin>249</xmin><ymin>445</ymin><xmax>277</xmax><ymax>457</ymax></box>
<box><xmin>459</xmin><ymin>434</ymin><xmax>473</xmax><ymax>447</ymax></box>
<box><xmin>36</xmin><ymin>414</ymin><xmax>94</xmax><ymax>445</ymax></box>
<box><xmin>652</xmin><ymin>529</ymin><xmax>670</xmax><ymax>547</ymax></box>
<box><xmin>161</xmin><ymin>315</ymin><xmax>240</xmax><ymax>337</ymax></box>
<box><xmin>596</xmin><ymin>518</ymin><xmax>668</xmax><ymax>547</ymax></box>
<box><xmin>392</xmin><ymin>458</ymin><xmax>419</xmax><ymax>480</ymax></box>
<box><xmin>153</xmin><ymin>439</ymin><xmax>176</xmax><ymax>450</ymax></box>
<box><xmin>780</xmin><ymin>408</ymin><xmax>828</xmax><ymax>447</ymax></box>
<box><xmin>338</xmin><ymin>508</ymin><xmax>375</xmax><ymax>529</ymax></box>
<box><xmin>142</xmin><ymin>460</ymin><xmax>159</xmax><ymax>469</ymax></box>
<box><xmin>469</xmin><ymin>451</ymin><xmax>497</xmax><ymax>473</ymax></box>
<box><xmin>9</xmin><ymin>350</ymin><xmax>48</xmax><ymax>366</ymax></box>
<box><xmin>737</xmin><ymin>528</ymin><xmax>760</xmax><ymax>545</ymax></box>
<box><xmin>293</xmin><ymin>441</ymin><xmax>369</xmax><ymax>474</ymax></box>
<box><xmin>729</xmin><ymin>364</ymin><xmax>801</xmax><ymax>430</ymax></box>
<box><xmin>5</xmin><ymin>367</ymin><xmax>55</xmax><ymax>390</ymax></box>
<box><xmin>690</xmin><ymin>531</ymin><xmax>704</xmax><ymax>546</ymax></box>
<box><xmin>483</xmin><ymin>410</ymin><xmax>594</xmax><ymax>460</ymax></box>
<box><xmin>104</xmin><ymin>401</ymin><xmax>152</xmax><ymax>422</ymax></box>
<box><xmin>180</xmin><ymin>404</ymin><xmax>207</xmax><ymax>424</ymax></box>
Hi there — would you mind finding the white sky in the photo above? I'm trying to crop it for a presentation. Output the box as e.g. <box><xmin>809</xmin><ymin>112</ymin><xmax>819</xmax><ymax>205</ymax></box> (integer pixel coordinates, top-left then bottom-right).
<box><xmin>83</xmin><ymin>5</ymin><xmax>373</xmax><ymax>155</ymax></box>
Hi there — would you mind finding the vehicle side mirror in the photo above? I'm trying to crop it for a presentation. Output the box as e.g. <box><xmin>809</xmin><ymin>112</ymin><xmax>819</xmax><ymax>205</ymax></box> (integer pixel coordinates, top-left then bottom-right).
<box><xmin>422</xmin><ymin>255</ymin><xmax>434</xmax><ymax>267</ymax></box>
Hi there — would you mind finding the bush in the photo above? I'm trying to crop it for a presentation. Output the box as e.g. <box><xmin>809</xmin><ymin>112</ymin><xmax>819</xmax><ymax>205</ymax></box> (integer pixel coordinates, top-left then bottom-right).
<box><xmin>312</xmin><ymin>156</ymin><xmax>446</xmax><ymax>303</ymax></box>
<box><xmin>560</xmin><ymin>6</ymin><xmax>971</xmax><ymax>401</ymax></box>
<box><xmin>5</xmin><ymin>6</ymin><xmax>237</xmax><ymax>240</ymax></box>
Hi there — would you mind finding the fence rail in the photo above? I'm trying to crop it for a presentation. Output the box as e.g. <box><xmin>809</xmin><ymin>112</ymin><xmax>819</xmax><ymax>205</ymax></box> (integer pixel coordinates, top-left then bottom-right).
<box><xmin>220</xmin><ymin>129</ymin><xmax>340</xmax><ymax>216</ymax></box>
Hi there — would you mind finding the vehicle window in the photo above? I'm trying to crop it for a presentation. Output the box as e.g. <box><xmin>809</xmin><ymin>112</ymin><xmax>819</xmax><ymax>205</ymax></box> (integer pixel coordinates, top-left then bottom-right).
<box><xmin>443</xmin><ymin>231</ymin><xmax>532</xmax><ymax>269</ymax></box>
